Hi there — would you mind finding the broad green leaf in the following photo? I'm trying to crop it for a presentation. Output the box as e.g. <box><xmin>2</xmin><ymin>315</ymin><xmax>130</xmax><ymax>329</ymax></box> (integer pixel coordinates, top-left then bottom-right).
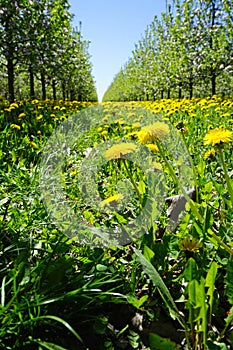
<box><xmin>183</xmin><ymin>258</ymin><xmax>198</xmax><ymax>282</ymax></box>
<box><xmin>205</xmin><ymin>262</ymin><xmax>218</xmax><ymax>312</ymax></box>
<box><xmin>143</xmin><ymin>245</ymin><xmax>155</xmax><ymax>262</ymax></box>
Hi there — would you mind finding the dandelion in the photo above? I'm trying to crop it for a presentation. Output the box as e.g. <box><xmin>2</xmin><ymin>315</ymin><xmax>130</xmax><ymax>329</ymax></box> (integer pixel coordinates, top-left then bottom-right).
<box><xmin>35</xmin><ymin>115</ymin><xmax>43</xmax><ymax>121</ymax></box>
<box><xmin>179</xmin><ymin>236</ymin><xmax>202</xmax><ymax>253</ymax></box>
<box><xmin>101</xmin><ymin>130</ymin><xmax>108</xmax><ymax>136</ymax></box>
<box><xmin>152</xmin><ymin>162</ymin><xmax>162</xmax><ymax>171</ymax></box>
<box><xmin>54</xmin><ymin>105</ymin><xmax>60</xmax><ymax>110</ymax></box>
<box><xmin>204</xmin><ymin>126</ymin><xmax>232</xmax><ymax>146</ymax></box>
<box><xmin>100</xmin><ymin>193</ymin><xmax>124</xmax><ymax>208</ymax></box>
<box><xmin>132</xmin><ymin>122</ymin><xmax>141</xmax><ymax>129</ymax></box>
<box><xmin>204</xmin><ymin>149</ymin><xmax>215</xmax><ymax>160</ymax></box>
<box><xmin>104</xmin><ymin>142</ymin><xmax>137</xmax><ymax>160</ymax></box>
<box><xmin>10</xmin><ymin>124</ymin><xmax>21</xmax><ymax>130</ymax></box>
<box><xmin>97</xmin><ymin>127</ymin><xmax>103</xmax><ymax>132</ymax></box>
<box><xmin>146</xmin><ymin>144</ymin><xmax>158</xmax><ymax>152</ymax></box>
<box><xmin>10</xmin><ymin>103</ymin><xmax>19</xmax><ymax>108</ymax></box>
<box><xmin>27</xmin><ymin>141</ymin><xmax>37</xmax><ymax>148</ymax></box>
<box><xmin>18</xmin><ymin>112</ymin><xmax>26</xmax><ymax>119</ymax></box>
<box><xmin>137</xmin><ymin>121</ymin><xmax>170</xmax><ymax>144</ymax></box>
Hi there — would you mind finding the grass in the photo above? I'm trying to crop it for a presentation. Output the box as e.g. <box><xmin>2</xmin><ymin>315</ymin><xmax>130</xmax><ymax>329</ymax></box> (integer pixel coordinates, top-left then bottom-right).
<box><xmin>0</xmin><ymin>96</ymin><xmax>233</xmax><ymax>349</ymax></box>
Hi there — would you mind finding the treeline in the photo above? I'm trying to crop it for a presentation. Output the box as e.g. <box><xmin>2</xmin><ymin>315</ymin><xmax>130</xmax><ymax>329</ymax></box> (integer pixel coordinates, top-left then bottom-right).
<box><xmin>103</xmin><ymin>0</ymin><xmax>233</xmax><ymax>102</ymax></box>
<box><xmin>0</xmin><ymin>0</ymin><xmax>97</xmax><ymax>102</ymax></box>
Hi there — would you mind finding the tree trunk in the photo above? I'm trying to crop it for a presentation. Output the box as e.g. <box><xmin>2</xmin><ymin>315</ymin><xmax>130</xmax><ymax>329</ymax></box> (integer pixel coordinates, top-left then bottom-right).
<box><xmin>189</xmin><ymin>78</ymin><xmax>193</xmax><ymax>99</ymax></box>
<box><xmin>41</xmin><ymin>72</ymin><xmax>46</xmax><ymax>100</ymax></box>
<box><xmin>52</xmin><ymin>79</ymin><xmax>57</xmax><ymax>100</ymax></box>
<box><xmin>61</xmin><ymin>82</ymin><xmax>66</xmax><ymax>100</ymax></box>
<box><xmin>178</xmin><ymin>82</ymin><xmax>182</xmax><ymax>99</ymax></box>
<box><xmin>161</xmin><ymin>90</ymin><xmax>164</xmax><ymax>99</ymax></box>
<box><xmin>210</xmin><ymin>1</ymin><xmax>216</xmax><ymax>96</ymax></box>
<box><xmin>7</xmin><ymin>53</ymin><xmax>15</xmax><ymax>102</ymax></box>
<box><xmin>211</xmin><ymin>71</ymin><xmax>216</xmax><ymax>96</ymax></box>
<box><xmin>167</xmin><ymin>89</ymin><xmax>170</xmax><ymax>99</ymax></box>
<box><xmin>29</xmin><ymin>64</ymin><xmax>35</xmax><ymax>99</ymax></box>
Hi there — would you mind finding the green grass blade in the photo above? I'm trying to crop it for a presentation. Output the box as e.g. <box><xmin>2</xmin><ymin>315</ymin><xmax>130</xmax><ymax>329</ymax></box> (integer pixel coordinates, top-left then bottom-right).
<box><xmin>40</xmin><ymin>315</ymin><xmax>83</xmax><ymax>343</ymax></box>
<box><xmin>33</xmin><ymin>339</ymin><xmax>68</xmax><ymax>350</ymax></box>
<box><xmin>1</xmin><ymin>276</ymin><xmax>6</xmax><ymax>307</ymax></box>
<box><xmin>133</xmin><ymin>248</ymin><xmax>183</xmax><ymax>325</ymax></box>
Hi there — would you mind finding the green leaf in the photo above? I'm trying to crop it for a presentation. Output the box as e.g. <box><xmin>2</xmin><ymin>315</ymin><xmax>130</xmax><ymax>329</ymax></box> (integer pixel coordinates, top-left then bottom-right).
<box><xmin>33</xmin><ymin>340</ymin><xmax>68</xmax><ymax>350</ymax></box>
<box><xmin>183</xmin><ymin>258</ymin><xmax>199</xmax><ymax>282</ymax></box>
<box><xmin>187</xmin><ymin>277</ymin><xmax>207</xmax><ymax>344</ymax></box>
<box><xmin>149</xmin><ymin>333</ymin><xmax>180</xmax><ymax>349</ymax></box>
<box><xmin>96</xmin><ymin>264</ymin><xmax>108</xmax><ymax>272</ymax></box>
<box><xmin>93</xmin><ymin>316</ymin><xmax>108</xmax><ymax>334</ymax></box>
<box><xmin>114</xmin><ymin>212</ymin><xmax>127</xmax><ymax>224</ymax></box>
<box><xmin>225</xmin><ymin>260</ymin><xmax>233</xmax><ymax>305</ymax></box>
<box><xmin>127</xmin><ymin>293</ymin><xmax>148</xmax><ymax>309</ymax></box>
<box><xmin>205</xmin><ymin>262</ymin><xmax>218</xmax><ymax>311</ymax></box>
<box><xmin>133</xmin><ymin>248</ymin><xmax>184</xmax><ymax>325</ymax></box>
<box><xmin>40</xmin><ymin>315</ymin><xmax>83</xmax><ymax>343</ymax></box>
<box><xmin>143</xmin><ymin>245</ymin><xmax>155</xmax><ymax>262</ymax></box>
<box><xmin>138</xmin><ymin>180</ymin><xmax>146</xmax><ymax>195</ymax></box>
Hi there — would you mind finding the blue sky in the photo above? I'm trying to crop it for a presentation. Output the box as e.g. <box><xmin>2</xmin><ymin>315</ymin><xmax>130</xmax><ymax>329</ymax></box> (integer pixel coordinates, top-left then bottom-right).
<box><xmin>69</xmin><ymin>1</ymin><xmax>167</xmax><ymax>101</ymax></box>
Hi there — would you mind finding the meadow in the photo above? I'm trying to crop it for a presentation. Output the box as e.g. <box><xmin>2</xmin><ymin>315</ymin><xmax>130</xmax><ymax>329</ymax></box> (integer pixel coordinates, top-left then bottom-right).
<box><xmin>0</xmin><ymin>96</ymin><xmax>233</xmax><ymax>350</ymax></box>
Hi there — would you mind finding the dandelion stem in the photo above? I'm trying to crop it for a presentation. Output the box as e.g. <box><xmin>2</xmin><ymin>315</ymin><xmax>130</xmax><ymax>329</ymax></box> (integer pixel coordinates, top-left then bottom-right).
<box><xmin>218</xmin><ymin>146</ymin><xmax>233</xmax><ymax>207</ymax></box>
<box><xmin>208</xmin><ymin>228</ymin><xmax>233</xmax><ymax>256</ymax></box>
<box><xmin>121</xmin><ymin>158</ymin><xmax>142</xmax><ymax>208</ymax></box>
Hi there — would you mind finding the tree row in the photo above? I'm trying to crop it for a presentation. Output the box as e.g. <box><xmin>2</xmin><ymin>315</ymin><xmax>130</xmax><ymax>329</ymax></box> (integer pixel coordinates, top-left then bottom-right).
<box><xmin>103</xmin><ymin>0</ymin><xmax>233</xmax><ymax>101</ymax></box>
<box><xmin>0</xmin><ymin>0</ymin><xmax>97</xmax><ymax>102</ymax></box>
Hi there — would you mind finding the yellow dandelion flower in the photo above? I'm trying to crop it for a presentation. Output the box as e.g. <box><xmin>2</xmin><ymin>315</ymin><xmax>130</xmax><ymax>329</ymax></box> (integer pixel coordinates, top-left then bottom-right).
<box><xmin>179</xmin><ymin>236</ymin><xmax>202</xmax><ymax>253</ymax></box>
<box><xmin>54</xmin><ymin>105</ymin><xmax>60</xmax><ymax>110</ymax></box>
<box><xmin>18</xmin><ymin>113</ymin><xmax>26</xmax><ymax>119</ymax></box>
<box><xmin>132</xmin><ymin>122</ymin><xmax>141</xmax><ymax>129</ymax></box>
<box><xmin>137</xmin><ymin>121</ymin><xmax>170</xmax><ymax>144</ymax></box>
<box><xmin>204</xmin><ymin>149</ymin><xmax>216</xmax><ymax>160</ymax></box>
<box><xmin>204</xmin><ymin>127</ymin><xmax>233</xmax><ymax>146</ymax></box>
<box><xmin>104</xmin><ymin>142</ymin><xmax>137</xmax><ymax>160</ymax></box>
<box><xmin>10</xmin><ymin>103</ymin><xmax>19</xmax><ymax>108</ymax></box>
<box><xmin>37</xmin><ymin>130</ymin><xmax>41</xmax><ymax>135</ymax></box>
<box><xmin>100</xmin><ymin>193</ymin><xmax>124</xmax><ymax>208</ymax></box>
<box><xmin>97</xmin><ymin>127</ymin><xmax>103</xmax><ymax>132</ymax></box>
<box><xmin>35</xmin><ymin>114</ymin><xmax>43</xmax><ymax>121</ymax></box>
<box><xmin>10</xmin><ymin>124</ymin><xmax>21</xmax><ymax>130</ymax></box>
<box><xmin>117</xmin><ymin>118</ymin><xmax>125</xmax><ymax>125</ymax></box>
<box><xmin>27</xmin><ymin>141</ymin><xmax>37</xmax><ymax>148</ymax></box>
<box><xmin>32</xmin><ymin>99</ymin><xmax>39</xmax><ymax>104</ymax></box>
<box><xmin>152</xmin><ymin>162</ymin><xmax>162</xmax><ymax>171</ymax></box>
<box><xmin>101</xmin><ymin>130</ymin><xmax>108</xmax><ymax>136</ymax></box>
<box><xmin>146</xmin><ymin>144</ymin><xmax>159</xmax><ymax>152</ymax></box>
